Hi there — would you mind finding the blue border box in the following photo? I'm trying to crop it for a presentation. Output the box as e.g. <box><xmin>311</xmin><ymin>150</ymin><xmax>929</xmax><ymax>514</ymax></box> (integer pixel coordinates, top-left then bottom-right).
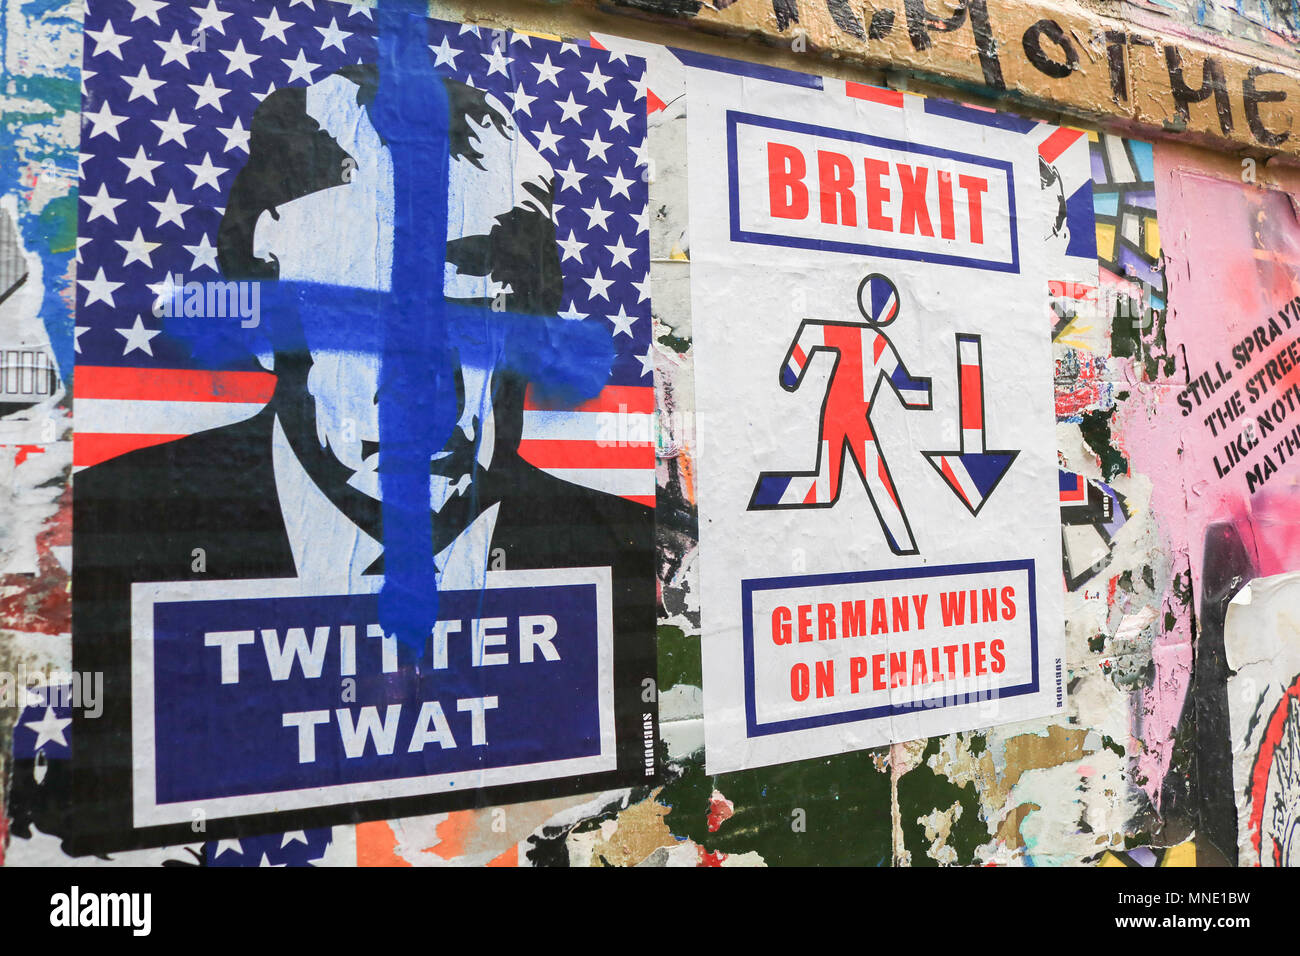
<box><xmin>741</xmin><ymin>559</ymin><xmax>1039</xmax><ymax>738</ymax></box>
<box><xmin>725</xmin><ymin>111</ymin><xmax>1021</xmax><ymax>274</ymax></box>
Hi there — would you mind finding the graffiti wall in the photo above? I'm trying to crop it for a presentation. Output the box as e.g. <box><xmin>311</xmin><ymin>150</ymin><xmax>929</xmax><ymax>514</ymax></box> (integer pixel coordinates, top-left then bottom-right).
<box><xmin>3</xmin><ymin>0</ymin><xmax>1300</xmax><ymax>868</ymax></box>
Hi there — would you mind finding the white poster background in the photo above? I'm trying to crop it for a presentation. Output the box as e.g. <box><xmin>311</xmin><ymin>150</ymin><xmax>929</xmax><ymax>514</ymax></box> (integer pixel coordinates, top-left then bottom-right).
<box><xmin>687</xmin><ymin>71</ymin><xmax>1069</xmax><ymax>773</ymax></box>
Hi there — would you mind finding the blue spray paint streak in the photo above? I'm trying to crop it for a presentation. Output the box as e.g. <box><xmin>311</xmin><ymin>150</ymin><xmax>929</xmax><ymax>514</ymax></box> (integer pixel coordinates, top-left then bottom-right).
<box><xmin>370</xmin><ymin>0</ymin><xmax>613</xmax><ymax>650</ymax></box>
<box><xmin>374</xmin><ymin>0</ymin><xmax>462</xmax><ymax>651</ymax></box>
<box><xmin>163</xmin><ymin>0</ymin><xmax>615</xmax><ymax>650</ymax></box>
<box><xmin>174</xmin><ymin>281</ymin><xmax>613</xmax><ymax>407</ymax></box>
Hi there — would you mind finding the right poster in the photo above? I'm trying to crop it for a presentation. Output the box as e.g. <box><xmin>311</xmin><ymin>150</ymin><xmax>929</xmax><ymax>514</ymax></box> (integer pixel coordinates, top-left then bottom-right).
<box><xmin>686</xmin><ymin>66</ymin><xmax>1082</xmax><ymax>772</ymax></box>
<box><xmin>1119</xmin><ymin>165</ymin><xmax>1300</xmax><ymax>865</ymax></box>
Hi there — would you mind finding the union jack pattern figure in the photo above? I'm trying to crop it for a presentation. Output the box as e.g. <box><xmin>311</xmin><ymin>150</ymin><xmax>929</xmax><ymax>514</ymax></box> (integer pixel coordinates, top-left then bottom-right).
<box><xmin>749</xmin><ymin>274</ymin><xmax>931</xmax><ymax>556</ymax></box>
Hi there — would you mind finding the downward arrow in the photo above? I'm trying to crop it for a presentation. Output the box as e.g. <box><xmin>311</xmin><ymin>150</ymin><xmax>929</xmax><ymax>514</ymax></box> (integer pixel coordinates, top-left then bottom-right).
<box><xmin>923</xmin><ymin>333</ymin><xmax>1018</xmax><ymax>516</ymax></box>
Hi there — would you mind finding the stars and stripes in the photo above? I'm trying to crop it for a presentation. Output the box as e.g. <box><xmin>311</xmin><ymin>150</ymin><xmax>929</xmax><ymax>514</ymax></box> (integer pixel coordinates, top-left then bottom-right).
<box><xmin>74</xmin><ymin>0</ymin><xmax>654</xmax><ymax>505</ymax></box>
<box><xmin>14</xmin><ymin>687</ymin><xmax>73</xmax><ymax>760</ymax></box>
<box><xmin>206</xmin><ymin>827</ymin><xmax>334</xmax><ymax>866</ymax></box>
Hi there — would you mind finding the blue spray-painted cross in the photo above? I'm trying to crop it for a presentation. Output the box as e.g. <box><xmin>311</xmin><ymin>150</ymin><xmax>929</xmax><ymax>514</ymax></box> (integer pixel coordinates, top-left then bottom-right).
<box><xmin>226</xmin><ymin>0</ymin><xmax>616</xmax><ymax>651</ymax></box>
<box><xmin>369</xmin><ymin>0</ymin><xmax>614</xmax><ymax>649</ymax></box>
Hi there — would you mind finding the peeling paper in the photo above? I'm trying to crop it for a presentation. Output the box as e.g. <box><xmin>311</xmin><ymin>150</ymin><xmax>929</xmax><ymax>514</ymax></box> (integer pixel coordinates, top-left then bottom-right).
<box><xmin>1223</xmin><ymin>571</ymin><xmax>1300</xmax><ymax>866</ymax></box>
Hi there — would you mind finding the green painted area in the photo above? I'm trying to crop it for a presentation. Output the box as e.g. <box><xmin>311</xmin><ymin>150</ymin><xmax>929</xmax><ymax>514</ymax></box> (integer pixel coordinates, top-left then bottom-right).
<box><xmin>656</xmin><ymin>330</ymin><xmax>690</xmax><ymax>354</ymax></box>
<box><xmin>2</xmin><ymin>75</ymin><xmax>79</xmax><ymax>116</ymax></box>
<box><xmin>1100</xmin><ymin>734</ymin><xmax>1126</xmax><ymax>758</ymax></box>
<box><xmin>1080</xmin><ymin>407</ymin><xmax>1128</xmax><ymax>481</ymax></box>
<box><xmin>897</xmin><ymin>737</ymin><xmax>986</xmax><ymax>866</ymax></box>
<box><xmin>1123</xmin><ymin>828</ymin><xmax>1155</xmax><ymax>850</ymax></box>
<box><xmin>1088</xmin><ymin>634</ymin><xmax>1106</xmax><ymax>653</ymax></box>
<box><xmin>37</xmin><ymin>195</ymin><xmax>75</xmax><ymax>253</ymax></box>
<box><xmin>657</xmin><ymin>624</ymin><xmax>700</xmax><ymax>690</ymax></box>
<box><xmin>965</xmin><ymin>731</ymin><xmax>987</xmax><ymax>758</ymax></box>
<box><xmin>657</xmin><ymin>748</ymin><xmax>892</xmax><ymax>866</ymax></box>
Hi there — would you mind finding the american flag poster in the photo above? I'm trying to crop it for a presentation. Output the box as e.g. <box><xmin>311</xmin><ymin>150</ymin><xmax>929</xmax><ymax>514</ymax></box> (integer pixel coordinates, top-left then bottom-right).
<box><xmin>683</xmin><ymin>60</ymin><xmax>1080</xmax><ymax>773</ymax></box>
<box><xmin>70</xmin><ymin>0</ymin><xmax>659</xmax><ymax>852</ymax></box>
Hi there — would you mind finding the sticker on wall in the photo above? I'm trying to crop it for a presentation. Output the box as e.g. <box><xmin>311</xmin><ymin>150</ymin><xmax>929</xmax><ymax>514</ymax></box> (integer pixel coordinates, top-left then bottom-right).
<box><xmin>70</xmin><ymin>0</ymin><xmax>657</xmax><ymax>852</ymax></box>
<box><xmin>685</xmin><ymin>67</ymin><xmax>1075</xmax><ymax>772</ymax></box>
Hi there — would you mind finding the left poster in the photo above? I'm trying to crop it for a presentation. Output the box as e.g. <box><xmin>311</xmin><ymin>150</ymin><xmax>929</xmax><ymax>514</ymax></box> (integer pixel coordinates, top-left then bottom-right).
<box><xmin>70</xmin><ymin>0</ymin><xmax>658</xmax><ymax>852</ymax></box>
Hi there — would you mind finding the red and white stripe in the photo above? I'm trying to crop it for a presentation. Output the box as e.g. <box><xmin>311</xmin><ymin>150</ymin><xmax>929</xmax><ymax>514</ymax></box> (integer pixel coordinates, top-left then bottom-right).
<box><xmin>518</xmin><ymin>384</ymin><xmax>655</xmax><ymax>506</ymax></box>
<box><xmin>74</xmin><ymin>367</ymin><xmax>656</xmax><ymax>506</ymax></box>
<box><xmin>958</xmin><ymin>336</ymin><xmax>985</xmax><ymax>453</ymax></box>
<box><xmin>1035</xmin><ymin>125</ymin><xmax>1086</xmax><ymax>165</ymax></box>
<box><xmin>74</xmin><ymin>366</ymin><xmax>276</xmax><ymax>469</ymax></box>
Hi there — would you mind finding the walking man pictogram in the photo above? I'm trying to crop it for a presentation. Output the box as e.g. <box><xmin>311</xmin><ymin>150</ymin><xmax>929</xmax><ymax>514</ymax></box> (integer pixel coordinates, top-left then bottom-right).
<box><xmin>749</xmin><ymin>274</ymin><xmax>932</xmax><ymax>555</ymax></box>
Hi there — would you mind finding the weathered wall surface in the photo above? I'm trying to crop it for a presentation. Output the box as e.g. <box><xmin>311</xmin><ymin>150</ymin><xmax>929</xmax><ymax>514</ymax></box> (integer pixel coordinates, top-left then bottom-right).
<box><xmin>2</xmin><ymin>0</ymin><xmax>1300</xmax><ymax>866</ymax></box>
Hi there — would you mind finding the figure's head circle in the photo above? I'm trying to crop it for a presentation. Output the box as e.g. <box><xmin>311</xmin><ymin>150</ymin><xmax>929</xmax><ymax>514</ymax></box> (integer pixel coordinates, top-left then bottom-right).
<box><xmin>857</xmin><ymin>273</ymin><xmax>900</xmax><ymax>326</ymax></box>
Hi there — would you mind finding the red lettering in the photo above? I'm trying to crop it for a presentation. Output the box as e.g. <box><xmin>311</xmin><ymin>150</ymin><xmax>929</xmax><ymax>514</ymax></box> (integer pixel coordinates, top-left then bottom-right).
<box><xmin>817</xmin><ymin>602</ymin><xmax>837</xmax><ymax>641</ymax></box>
<box><xmin>791</xmin><ymin>663</ymin><xmax>810</xmax><ymax>701</ymax></box>
<box><xmin>962</xmin><ymin>642</ymin><xmax>971</xmax><ymax>677</ymax></box>
<box><xmin>981</xmin><ymin>587</ymin><xmax>998</xmax><ymax>622</ymax></box>
<box><xmin>940</xmin><ymin>590</ymin><xmax>966</xmax><ymax>626</ymax></box>
<box><xmin>990</xmin><ymin>639</ymin><xmax>1006</xmax><ymax>673</ymax></box>
<box><xmin>958</xmin><ymin>174</ymin><xmax>988</xmax><ymax>243</ymax></box>
<box><xmin>863</xmin><ymin>157</ymin><xmax>892</xmax><ymax>231</ymax></box>
<box><xmin>797</xmin><ymin>604</ymin><xmax>813</xmax><ymax>643</ymax></box>
<box><xmin>772</xmin><ymin>606</ymin><xmax>792</xmax><ymax>645</ymax></box>
<box><xmin>1000</xmin><ymin>586</ymin><xmax>1016</xmax><ymax>620</ymax></box>
<box><xmin>891</xmin><ymin>595</ymin><xmax>909</xmax><ymax>632</ymax></box>
<box><xmin>872</xmin><ymin>653</ymin><xmax>886</xmax><ymax>691</ymax></box>
<box><xmin>768</xmin><ymin>143</ymin><xmax>808</xmax><ymax>219</ymax></box>
<box><xmin>850</xmin><ymin>656</ymin><xmax>869</xmax><ymax>693</ymax></box>
<box><xmin>817</xmin><ymin>150</ymin><xmax>856</xmax><ymax>226</ymax></box>
<box><xmin>912</xmin><ymin>648</ymin><xmax>928</xmax><ymax>684</ymax></box>
<box><xmin>896</xmin><ymin>163</ymin><xmax>934</xmax><ymax>237</ymax></box>
<box><xmin>889</xmin><ymin>651</ymin><xmax>907</xmax><ymax>688</ymax></box>
<box><xmin>913</xmin><ymin>593</ymin><xmax>928</xmax><ymax>629</ymax></box>
<box><xmin>943</xmin><ymin>644</ymin><xmax>959</xmax><ymax>676</ymax></box>
<box><xmin>936</xmin><ymin>170</ymin><xmax>956</xmax><ymax>240</ymax></box>
<box><xmin>974</xmin><ymin>641</ymin><xmax>987</xmax><ymax>676</ymax></box>
<box><xmin>842</xmin><ymin>599</ymin><xmax>866</xmax><ymax>638</ymax></box>
<box><xmin>871</xmin><ymin>598</ymin><xmax>888</xmax><ymax>635</ymax></box>
<box><xmin>815</xmin><ymin>659</ymin><xmax>835</xmax><ymax>698</ymax></box>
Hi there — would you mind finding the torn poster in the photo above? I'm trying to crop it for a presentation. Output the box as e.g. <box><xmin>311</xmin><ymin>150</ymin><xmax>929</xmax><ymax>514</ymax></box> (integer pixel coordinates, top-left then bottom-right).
<box><xmin>686</xmin><ymin>68</ymin><xmax>1077</xmax><ymax>772</ymax></box>
<box><xmin>70</xmin><ymin>0</ymin><xmax>657</xmax><ymax>852</ymax></box>
<box><xmin>1122</xmin><ymin>173</ymin><xmax>1300</xmax><ymax>614</ymax></box>
<box><xmin>1224</xmin><ymin>572</ymin><xmax>1300</xmax><ymax>867</ymax></box>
